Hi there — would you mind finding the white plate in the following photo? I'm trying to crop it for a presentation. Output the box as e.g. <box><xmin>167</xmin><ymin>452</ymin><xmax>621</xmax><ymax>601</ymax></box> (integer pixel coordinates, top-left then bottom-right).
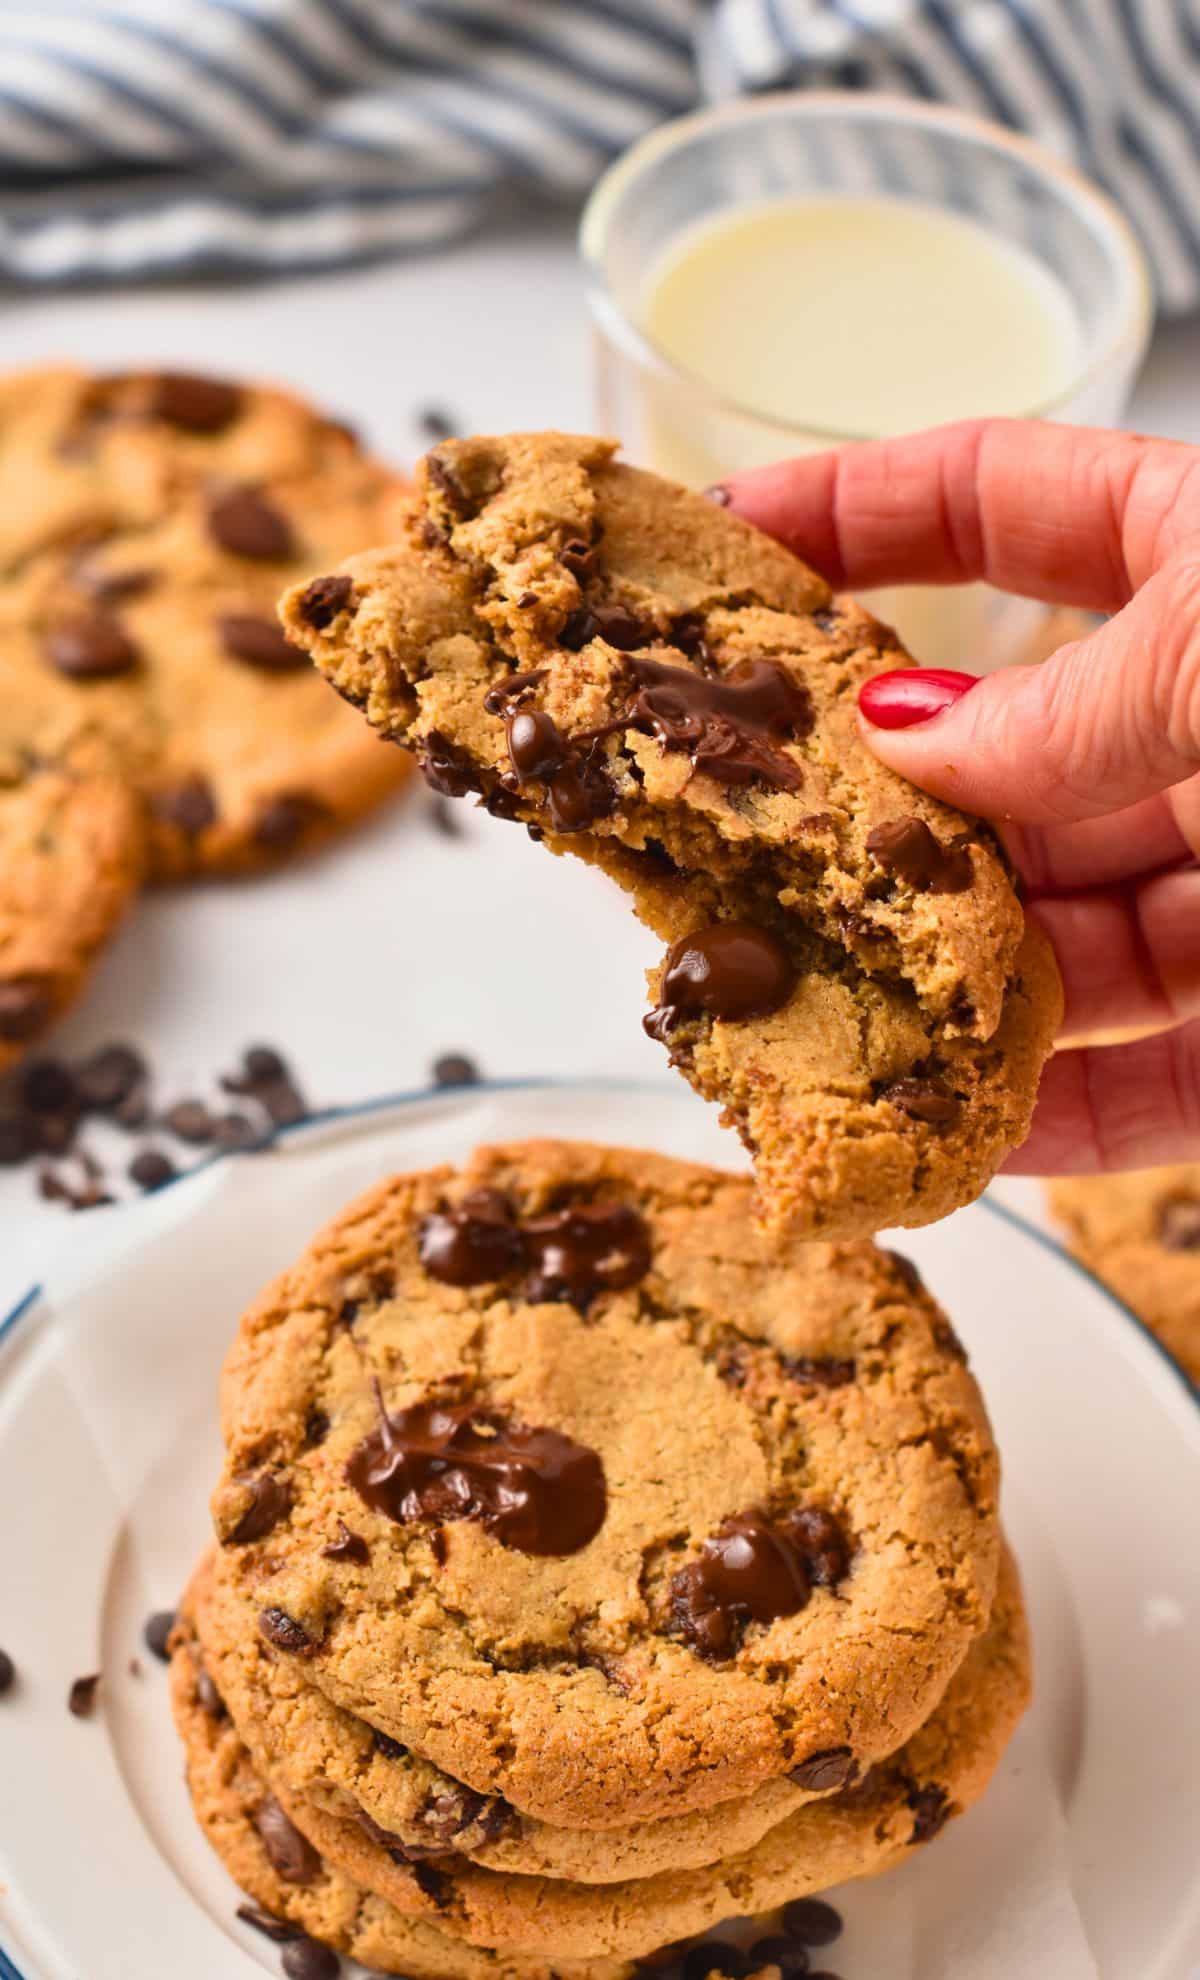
<box><xmin>0</xmin><ymin>1080</ymin><xmax>1197</xmax><ymax>1980</ymax></box>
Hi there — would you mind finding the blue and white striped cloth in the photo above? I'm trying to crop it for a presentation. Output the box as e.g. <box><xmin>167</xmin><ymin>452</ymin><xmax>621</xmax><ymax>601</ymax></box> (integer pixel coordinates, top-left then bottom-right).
<box><xmin>0</xmin><ymin>1</ymin><xmax>1196</xmax><ymax>310</ymax></box>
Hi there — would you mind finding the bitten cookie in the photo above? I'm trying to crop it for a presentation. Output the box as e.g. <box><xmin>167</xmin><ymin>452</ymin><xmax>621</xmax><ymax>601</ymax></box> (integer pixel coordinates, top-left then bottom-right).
<box><xmin>210</xmin><ymin>1139</ymin><xmax>1001</xmax><ymax>1831</ymax></box>
<box><xmin>170</xmin><ymin>1550</ymin><xmax>1029</xmax><ymax>1963</ymax></box>
<box><xmin>1047</xmin><ymin>1168</ymin><xmax>1200</xmax><ymax>1385</ymax></box>
<box><xmin>281</xmin><ymin>431</ymin><xmax>1061</xmax><ymax>1239</ymax></box>
<box><xmin>0</xmin><ymin>365</ymin><xmax>412</xmax><ymax>878</ymax></box>
<box><xmin>0</xmin><ymin>759</ymin><xmax>142</xmax><ymax>1072</ymax></box>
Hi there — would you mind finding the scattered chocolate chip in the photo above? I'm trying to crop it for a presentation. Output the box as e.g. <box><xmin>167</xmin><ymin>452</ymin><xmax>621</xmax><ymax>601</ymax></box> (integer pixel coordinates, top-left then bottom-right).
<box><xmin>39</xmin><ymin>1165</ymin><xmax>112</xmax><ymax>1211</ymax></box>
<box><xmin>196</xmin><ymin>1667</ymin><xmax>226</xmax><ymax>1719</ymax></box>
<box><xmin>75</xmin><ymin>1043</ymin><xmax>145</xmax><ymax>1111</ymax></box>
<box><xmin>880</xmin><ymin>1075</ymin><xmax>960</xmax><ymax>1126</ymax></box>
<box><xmin>143</xmin><ymin>1611</ymin><xmax>175</xmax><ymax>1662</ymax></box>
<box><xmin>0</xmin><ymin>1113</ymin><xmax>35</xmax><ymax>1164</ymax></box>
<box><xmin>21</xmin><ymin>1059</ymin><xmax>76</xmax><ymax>1114</ymax></box>
<box><xmin>417</xmin><ymin>406</ymin><xmax>459</xmax><ymax>443</ymax></box>
<box><xmin>780</xmin><ymin>1355</ymin><xmax>856</xmax><ymax>1389</ymax></box>
<box><xmin>322</xmin><ymin>1520</ymin><xmax>369</xmax><ymax>1565</ymax></box>
<box><xmin>253</xmin><ymin>792</ymin><xmax>330</xmax><ymax>851</ymax></box>
<box><xmin>432</xmin><ymin>1052</ymin><xmax>480</xmax><ymax>1088</ymax></box>
<box><xmin>298</xmin><ymin>572</ymin><xmax>354</xmax><ymax>630</ymax></box>
<box><xmin>227</xmin><ymin>1472</ymin><xmax>291</xmax><ymax>1545</ymax></box>
<box><xmin>281</xmin><ymin>1938</ymin><xmax>340</xmax><ymax>1980</ymax></box>
<box><xmin>0</xmin><ymin>1649</ymin><xmax>15</xmax><ymax>1695</ymax></box>
<box><xmin>788</xmin><ymin>1745</ymin><xmax>858</xmax><ymax>1791</ymax></box>
<box><xmin>867</xmin><ymin>816</ymin><xmax>972</xmax><ymax>893</ymax></box>
<box><xmin>68</xmin><ymin>1673</ymin><xmax>100</xmax><ymax>1718</ymax></box>
<box><xmin>150</xmin><ymin>775</ymin><xmax>217</xmax><ymax>838</ymax></box>
<box><xmin>782</xmin><ymin>1897</ymin><xmax>843</xmax><ymax>1946</ymax></box>
<box><xmin>253</xmin><ymin>1795</ymin><xmax>321</xmax><ymax>1884</ymax></box>
<box><xmin>0</xmin><ymin>979</ymin><xmax>52</xmax><ymax>1042</ymax></box>
<box><xmin>1159</xmin><ymin>1198</ymin><xmax>1200</xmax><ymax>1249</ymax></box>
<box><xmin>259</xmin><ymin>1607</ymin><xmax>315</xmax><ymax>1653</ymax></box>
<box><xmin>44</xmin><ymin>613</ymin><xmax>139</xmax><ymax>680</ymax></box>
<box><xmin>208</xmin><ymin>484</ymin><xmax>295</xmax><ymax>560</ymax></box>
<box><xmin>372</xmin><ymin>1728</ymin><xmax>408</xmax><ymax>1761</ymax></box>
<box><xmin>749</xmin><ymin>1937</ymin><xmax>810</xmax><ymax>1976</ymax></box>
<box><xmin>163</xmin><ymin>1099</ymin><xmax>216</xmax><ymax>1144</ymax></box>
<box><xmin>211</xmin><ymin>1110</ymin><xmax>259</xmax><ymax>1150</ymax></box>
<box><xmin>148</xmin><ymin>372</ymin><xmax>241</xmax><ymax>432</ymax></box>
<box><xmin>908</xmin><ymin>1780</ymin><xmax>953</xmax><ymax>1842</ymax></box>
<box><xmin>32</xmin><ymin>1109</ymin><xmax>78</xmax><ymax>1156</ymax></box>
<box><xmin>218</xmin><ymin>613</ymin><xmax>308</xmax><ymax>672</ymax></box>
<box><xmin>235</xmin><ymin>1902</ymin><xmax>301</xmax><ymax>1944</ymax></box>
<box><xmin>129</xmin><ymin>1147</ymin><xmax>176</xmax><ymax>1192</ymax></box>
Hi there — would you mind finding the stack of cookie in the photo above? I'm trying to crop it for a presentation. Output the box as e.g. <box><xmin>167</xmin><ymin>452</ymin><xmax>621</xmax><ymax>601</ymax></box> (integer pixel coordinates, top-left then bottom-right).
<box><xmin>169</xmin><ymin>1140</ymin><xmax>1031</xmax><ymax>1979</ymax></box>
<box><xmin>0</xmin><ymin>365</ymin><xmax>413</xmax><ymax>1074</ymax></box>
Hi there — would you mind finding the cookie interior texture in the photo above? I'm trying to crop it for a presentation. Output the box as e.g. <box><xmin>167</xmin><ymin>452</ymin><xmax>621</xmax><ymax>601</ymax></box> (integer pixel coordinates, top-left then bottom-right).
<box><xmin>0</xmin><ymin>364</ymin><xmax>412</xmax><ymax>879</ymax></box>
<box><xmin>280</xmin><ymin>431</ymin><xmax>1062</xmax><ymax>1238</ymax></box>
<box><xmin>1047</xmin><ymin>1168</ymin><xmax>1200</xmax><ymax>1384</ymax></box>
<box><xmin>210</xmin><ymin>1140</ymin><xmax>1002</xmax><ymax>1832</ymax></box>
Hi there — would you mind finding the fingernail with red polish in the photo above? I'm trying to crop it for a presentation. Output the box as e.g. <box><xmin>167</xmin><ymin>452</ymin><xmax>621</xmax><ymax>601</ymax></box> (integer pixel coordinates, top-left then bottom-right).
<box><xmin>858</xmin><ymin>668</ymin><xmax>978</xmax><ymax>730</ymax></box>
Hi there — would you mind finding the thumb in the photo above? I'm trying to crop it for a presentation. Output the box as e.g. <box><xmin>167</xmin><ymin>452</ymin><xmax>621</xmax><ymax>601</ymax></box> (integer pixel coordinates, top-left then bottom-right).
<box><xmin>858</xmin><ymin>547</ymin><xmax>1200</xmax><ymax>825</ymax></box>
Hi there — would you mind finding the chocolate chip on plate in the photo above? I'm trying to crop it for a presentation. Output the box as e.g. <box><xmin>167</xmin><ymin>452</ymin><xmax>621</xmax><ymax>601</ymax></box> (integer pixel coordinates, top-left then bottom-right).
<box><xmin>281</xmin><ymin>1936</ymin><xmax>341</xmax><ymax>1980</ymax></box>
<box><xmin>432</xmin><ymin>1052</ymin><xmax>480</xmax><ymax>1088</ymax></box>
<box><xmin>75</xmin><ymin>1043</ymin><xmax>146</xmax><ymax>1112</ymax></box>
<box><xmin>0</xmin><ymin>979</ymin><xmax>52</xmax><ymax>1042</ymax></box>
<box><xmin>143</xmin><ymin>1610</ymin><xmax>176</xmax><ymax>1662</ymax></box>
<box><xmin>68</xmin><ymin>1672</ymin><xmax>100</xmax><ymax>1718</ymax></box>
<box><xmin>0</xmin><ymin>1648</ymin><xmax>16</xmax><ymax>1695</ymax></box>
<box><xmin>749</xmin><ymin>1937</ymin><xmax>810</xmax><ymax>1975</ymax></box>
<box><xmin>163</xmin><ymin>1099</ymin><xmax>216</xmax><ymax>1144</ymax></box>
<box><xmin>129</xmin><ymin>1147</ymin><xmax>177</xmax><ymax>1192</ymax></box>
<box><xmin>782</xmin><ymin>1897</ymin><xmax>843</xmax><ymax>1946</ymax></box>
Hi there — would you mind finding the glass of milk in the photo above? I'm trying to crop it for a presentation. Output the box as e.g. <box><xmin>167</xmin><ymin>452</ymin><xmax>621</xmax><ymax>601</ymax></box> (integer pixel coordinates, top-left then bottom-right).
<box><xmin>580</xmin><ymin>95</ymin><xmax>1152</xmax><ymax>670</ymax></box>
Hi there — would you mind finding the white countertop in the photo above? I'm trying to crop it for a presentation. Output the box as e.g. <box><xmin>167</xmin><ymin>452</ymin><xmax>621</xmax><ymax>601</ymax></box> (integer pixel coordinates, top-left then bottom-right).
<box><xmin>2</xmin><ymin>211</ymin><xmax>1198</xmax><ymax>1313</ymax></box>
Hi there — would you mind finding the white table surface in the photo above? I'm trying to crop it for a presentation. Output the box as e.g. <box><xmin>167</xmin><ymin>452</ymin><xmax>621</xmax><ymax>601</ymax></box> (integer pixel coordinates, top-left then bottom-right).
<box><xmin>2</xmin><ymin>211</ymin><xmax>1198</xmax><ymax>1314</ymax></box>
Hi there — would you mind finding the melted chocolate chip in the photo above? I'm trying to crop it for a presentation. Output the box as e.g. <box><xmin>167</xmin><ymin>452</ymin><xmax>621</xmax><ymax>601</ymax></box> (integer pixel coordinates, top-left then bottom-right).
<box><xmin>226</xmin><ymin>1472</ymin><xmax>291</xmax><ymax>1545</ymax></box>
<box><xmin>501</xmin><ymin>704</ymin><xmax>613</xmax><ymax>831</ymax></box>
<box><xmin>298</xmin><ymin>572</ymin><xmax>354</xmax><ymax>629</ymax></box>
<box><xmin>0</xmin><ymin>980</ymin><xmax>52</xmax><ymax>1042</ymax></box>
<box><xmin>507</xmin><ymin>707</ymin><xmax>567</xmax><ymax>781</ymax></box>
<box><xmin>208</xmin><ymin>485</ymin><xmax>295</xmax><ymax>561</ymax></box>
<box><xmin>784</xmin><ymin>1505</ymin><xmax>850</xmax><ymax>1585</ymax></box>
<box><xmin>783</xmin><ymin>1897</ymin><xmax>843</xmax><ymax>1946</ymax></box>
<box><xmin>148</xmin><ymin>372</ymin><xmax>241</xmax><ymax>432</ymax></box>
<box><xmin>560</xmin><ymin>603</ymin><xmax>648</xmax><ymax>652</ymax></box>
<box><xmin>150</xmin><ymin>775</ymin><xmax>217</xmax><ymax>837</ymax></box>
<box><xmin>671</xmin><ymin>1504</ymin><xmax>850</xmax><ymax>1659</ymax></box>
<box><xmin>252</xmin><ymin>1795</ymin><xmax>321</xmax><ymax>1884</ymax></box>
<box><xmin>419</xmin><ymin>732</ymin><xmax>482</xmax><ymax>799</ymax></box>
<box><xmin>482</xmin><ymin>668</ymin><xmax>546</xmax><ymax>716</ymax></box>
<box><xmin>881</xmin><ymin>1076</ymin><xmax>960</xmax><ymax>1125</ymax></box>
<box><xmin>781</xmin><ymin>1355</ymin><xmax>856</xmax><ymax>1389</ymax></box>
<box><xmin>45</xmin><ymin>614</ymin><xmax>139</xmax><ymax>680</ymax></box>
<box><xmin>418</xmin><ymin>1189</ymin><xmax>525</xmax><ymax>1285</ymax></box>
<box><xmin>788</xmin><ymin>1745</ymin><xmax>858</xmax><ymax>1791</ymax></box>
<box><xmin>259</xmin><ymin>1607</ymin><xmax>316</xmax><ymax>1654</ymax></box>
<box><xmin>867</xmin><ymin>817</ymin><xmax>972</xmax><ymax>893</ymax></box>
<box><xmin>143</xmin><ymin>1610</ymin><xmax>175</xmax><ymax>1662</ymax></box>
<box><xmin>1159</xmin><ymin>1198</ymin><xmax>1200</xmax><ymax>1249</ymax></box>
<box><xmin>418</xmin><ymin>1192</ymin><xmax>651</xmax><ymax>1307</ymax></box>
<box><xmin>253</xmin><ymin>792</ymin><xmax>330</xmax><ymax>849</ymax></box>
<box><xmin>646</xmin><ymin>922</ymin><xmax>794</xmax><ymax>1038</ymax></box>
<box><xmin>346</xmin><ymin>1395</ymin><xmax>607</xmax><ymax>1556</ymax></box>
<box><xmin>281</xmin><ymin>1935</ymin><xmax>340</xmax><ymax>1980</ymax></box>
<box><xmin>908</xmin><ymin>1780</ymin><xmax>954</xmax><ymax>1842</ymax></box>
<box><xmin>68</xmin><ymin>1672</ymin><xmax>100</xmax><ymax>1718</ymax></box>
<box><xmin>322</xmin><ymin>1520</ymin><xmax>369</xmax><ymax>1565</ymax></box>
<box><xmin>218</xmin><ymin>613</ymin><xmax>308</xmax><ymax>672</ymax></box>
<box><xmin>626</xmin><ymin>654</ymin><xmax>812</xmax><ymax>790</ymax></box>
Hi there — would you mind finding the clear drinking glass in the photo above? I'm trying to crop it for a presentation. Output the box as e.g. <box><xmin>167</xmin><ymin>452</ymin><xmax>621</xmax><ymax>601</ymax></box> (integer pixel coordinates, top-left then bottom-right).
<box><xmin>580</xmin><ymin>93</ymin><xmax>1152</xmax><ymax>670</ymax></box>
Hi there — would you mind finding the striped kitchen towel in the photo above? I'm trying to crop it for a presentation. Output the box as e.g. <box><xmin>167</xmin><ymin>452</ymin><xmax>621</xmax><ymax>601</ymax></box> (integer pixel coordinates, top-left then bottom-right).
<box><xmin>0</xmin><ymin>0</ymin><xmax>1196</xmax><ymax>309</ymax></box>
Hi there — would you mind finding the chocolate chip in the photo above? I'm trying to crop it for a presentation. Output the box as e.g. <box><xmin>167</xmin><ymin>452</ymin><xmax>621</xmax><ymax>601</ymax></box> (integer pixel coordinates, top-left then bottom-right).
<box><xmin>417</xmin><ymin>406</ymin><xmax>459</xmax><ymax>443</ymax></box>
<box><xmin>213</xmin><ymin>1110</ymin><xmax>260</xmax><ymax>1149</ymax></box>
<box><xmin>0</xmin><ymin>1649</ymin><xmax>15</xmax><ymax>1695</ymax></box>
<box><xmin>246</xmin><ymin>1045</ymin><xmax>288</xmax><ymax>1082</ymax></box>
<box><xmin>867</xmin><ymin>816</ymin><xmax>972</xmax><ymax>893</ymax></box>
<box><xmin>411</xmin><ymin>1860</ymin><xmax>450</xmax><ymax>1908</ymax></box>
<box><xmin>508</xmin><ymin>707</ymin><xmax>568</xmax><ymax>782</ymax></box>
<box><xmin>782</xmin><ymin>1505</ymin><xmax>850</xmax><ymax>1586</ymax></box>
<box><xmin>371</xmin><ymin>1727</ymin><xmax>408</xmax><ymax>1761</ymax></box>
<box><xmin>252</xmin><ymin>792</ymin><xmax>329</xmax><ymax>850</ymax></box>
<box><xmin>259</xmin><ymin>1607</ymin><xmax>315</xmax><ymax>1653</ymax></box>
<box><xmin>908</xmin><ymin>1780</ymin><xmax>953</xmax><ymax>1842</ymax></box>
<box><xmin>419</xmin><ymin>731</ymin><xmax>483</xmax><ymax>800</ymax></box>
<box><xmin>0</xmin><ymin>979</ymin><xmax>52</xmax><ymax>1042</ymax></box>
<box><xmin>143</xmin><ymin>1610</ymin><xmax>176</xmax><ymax>1662</ymax></box>
<box><xmin>298</xmin><ymin>573</ymin><xmax>353</xmax><ymax>630</ymax></box>
<box><xmin>129</xmin><ymin>1147</ymin><xmax>176</xmax><ymax>1192</ymax></box>
<box><xmin>304</xmin><ymin>1408</ymin><xmax>330</xmax><ymax>1447</ymax></box>
<box><xmin>432</xmin><ymin>1053</ymin><xmax>479</xmax><ymax>1088</ymax></box>
<box><xmin>429</xmin><ymin>1526</ymin><xmax>448</xmax><ymax>1566</ymax></box>
<box><xmin>196</xmin><ymin>1667</ymin><xmax>226</xmax><ymax>1719</ymax></box>
<box><xmin>260</xmin><ymin>1077</ymin><xmax>307</xmax><ymax>1127</ymax></box>
<box><xmin>322</xmin><ymin>1520</ymin><xmax>369</xmax><ymax>1564</ymax></box>
<box><xmin>424</xmin><ymin>451</ymin><xmax>469</xmax><ymax>514</ymax></box>
<box><xmin>164</xmin><ymin>1099</ymin><xmax>216</xmax><ymax>1144</ymax></box>
<box><xmin>235</xmin><ymin>1903</ymin><xmax>301</xmax><ymax>1944</ymax></box>
<box><xmin>75</xmin><ymin>1043</ymin><xmax>145</xmax><ymax>1111</ymax></box>
<box><xmin>21</xmin><ymin>1059</ymin><xmax>75</xmax><ymax>1114</ymax></box>
<box><xmin>559</xmin><ymin>537</ymin><xmax>595</xmax><ymax>582</ymax></box>
<box><xmin>150</xmin><ymin>775</ymin><xmax>218</xmax><ymax>838</ymax></box>
<box><xmin>148</xmin><ymin>372</ymin><xmax>241</xmax><ymax>432</ymax></box>
<box><xmin>281</xmin><ymin>1939</ymin><xmax>340</xmax><ymax>1980</ymax></box>
<box><xmin>788</xmin><ymin>1745</ymin><xmax>858</xmax><ymax>1791</ymax></box>
<box><xmin>208</xmin><ymin>485</ymin><xmax>295</xmax><ymax>560</ymax></box>
<box><xmin>252</xmin><ymin>1795</ymin><xmax>321</xmax><ymax>1884</ymax></box>
<box><xmin>227</xmin><ymin>1472</ymin><xmax>291</xmax><ymax>1545</ymax></box>
<box><xmin>780</xmin><ymin>1355</ymin><xmax>856</xmax><ymax>1389</ymax></box>
<box><xmin>749</xmin><ymin>1938</ymin><xmax>810</xmax><ymax>1976</ymax></box>
<box><xmin>782</xmin><ymin>1898</ymin><xmax>843</xmax><ymax>1946</ymax></box>
<box><xmin>647</xmin><ymin>923</ymin><xmax>794</xmax><ymax>1037</ymax></box>
<box><xmin>560</xmin><ymin>602</ymin><xmax>648</xmax><ymax>652</ymax></box>
<box><xmin>1159</xmin><ymin>1198</ymin><xmax>1200</xmax><ymax>1249</ymax></box>
<box><xmin>218</xmin><ymin>613</ymin><xmax>308</xmax><ymax>672</ymax></box>
<box><xmin>45</xmin><ymin>613</ymin><xmax>139</xmax><ymax>680</ymax></box>
<box><xmin>76</xmin><ymin>562</ymin><xmax>156</xmax><ymax>606</ymax></box>
<box><xmin>881</xmin><ymin>1076</ymin><xmax>960</xmax><ymax>1126</ymax></box>
<box><xmin>68</xmin><ymin>1672</ymin><xmax>100</xmax><ymax>1718</ymax></box>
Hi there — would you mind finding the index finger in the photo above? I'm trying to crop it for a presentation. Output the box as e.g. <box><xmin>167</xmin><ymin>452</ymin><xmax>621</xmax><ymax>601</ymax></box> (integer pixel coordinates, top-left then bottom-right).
<box><xmin>720</xmin><ymin>419</ymin><xmax>1200</xmax><ymax>612</ymax></box>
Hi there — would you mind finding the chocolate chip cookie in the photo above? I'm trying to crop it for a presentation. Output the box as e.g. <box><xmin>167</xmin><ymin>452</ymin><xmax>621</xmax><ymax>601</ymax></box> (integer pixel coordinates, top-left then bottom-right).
<box><xmin>280</xmin><ymin>431</ymin><xmax>1062</xmax><ymax>1238</ymax></box>
<box><xmin>1048</xmin><ymin>1169</ymin><xmax>1200</xmax><ymax>1385</ymax></box>
<box><xmin>210</xmin><ymin>1139</ymin><xmax>1001</xmax><ymax>1831</ymax></box>
<box><xmin>0</xmin><ymin>759</ymin><xmax>142</xmax><ymax>1072</ymax></box>
<box><xmin>170</xmin><ymin>1545</ymin><xmax>1028</xmax><ymax>1964</ymax></box>
<box><xmin>0</xmin><ymin>365</ymin><xmax>411</xmax><ymax>877</ymax></box>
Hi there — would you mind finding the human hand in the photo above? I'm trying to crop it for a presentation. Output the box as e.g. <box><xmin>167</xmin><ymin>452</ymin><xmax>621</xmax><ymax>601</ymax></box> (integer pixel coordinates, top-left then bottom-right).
<box><xmin>718</xmin><ymin>418</ymin><xmax>1200</xmax><ymax>1175</ymax></box>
